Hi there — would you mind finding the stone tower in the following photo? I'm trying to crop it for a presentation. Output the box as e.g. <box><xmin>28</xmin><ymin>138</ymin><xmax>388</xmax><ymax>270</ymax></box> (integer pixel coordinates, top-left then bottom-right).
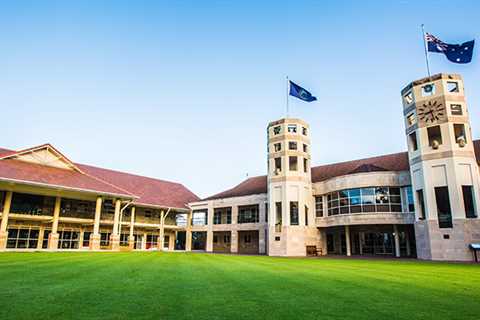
<box><xmin>266</xmin><ymin>118</ymin><xmax>320</xmax><ymax>256</ymax></box>
<box><xmin>401</xmin><ymin>73</ymin><xmax>480</xmax><ymax>261</ymax></box>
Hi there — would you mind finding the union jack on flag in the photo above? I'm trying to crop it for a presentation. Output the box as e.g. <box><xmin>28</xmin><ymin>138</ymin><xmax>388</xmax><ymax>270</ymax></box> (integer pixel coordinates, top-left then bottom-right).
<box><xmin>424</xmin><ymin>32</ymin><xmax>474</xmax><ymax>64</ymax></box>
<box><xmin>425</xmin><ymin>33</ymin><xmax>448</xmax><ymax>52</ymax></box>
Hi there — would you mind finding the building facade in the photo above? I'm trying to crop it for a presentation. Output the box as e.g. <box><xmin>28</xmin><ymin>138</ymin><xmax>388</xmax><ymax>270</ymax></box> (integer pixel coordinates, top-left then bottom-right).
<box><xmin>1</xmin><ymin>73</ymin><xmax>479</xmax><ymax>261</ymax></box>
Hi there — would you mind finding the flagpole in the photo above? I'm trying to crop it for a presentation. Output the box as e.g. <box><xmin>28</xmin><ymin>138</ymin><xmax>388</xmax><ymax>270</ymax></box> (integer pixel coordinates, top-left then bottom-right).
<box><xmin>286</xmin><ymin>76</ymin><xmax>290</xmax><ymax>118</ymax></box>
<box><xmin>421</xmin><ymin>24</ymin><xmax>431</xmax><ymax>77</ymax></box>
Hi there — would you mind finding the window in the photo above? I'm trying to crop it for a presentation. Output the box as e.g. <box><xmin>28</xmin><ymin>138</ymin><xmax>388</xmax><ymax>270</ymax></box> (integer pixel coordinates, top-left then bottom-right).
<box><xmin>427</xmin><ymin>126</ymin><xmax>442</xmax><ymax>148</ymax></box>
<box><xmin>145</xmin><ymin>234</ymin><xmax>158</xmax><ymax>249</ymax></box>
<box><xmin>274</xmin><ymin>143</ymin><xmax>282</xmax><ymax>152</ymax></box>
<box><xmin>61</xmin><ymin>198</ymin><xmax>96</xmax><ymax>218</ymax></box>
<box><xmin>224</xmin><ymin>234</ymin><xmax>231</xmax><ymax>243</ymax></box>
<box><xmin>238</xmin><ymin>205</ymin><xmax>259</xmax><ymax>223</ymax></box>
<box><xmin>404</xmin><ymin>91</ymin><xmax>414</xmax><ymax>104</ymax></box>
<box><xmin>274</xmin><ymin>157</ymin><xmax>282</xmax><ymax>173</ymax></box>
<box><xmin>213</xmin><ymin>235</ymin><xmax>218</xmax><ymax>243</ymax></box>
<box><xmin>305</xmin><ymin>205</ymin><xmax>309</xmax><ymax>226</ymax></box>
<box><xmin>244</xmin><ymin>235</ymin><xmax>252</xmax><ymax>243</ymax></box>
<box><xmin>435</xmin><ymin>186</ymin><xmax>452</xmax><ymax>228</ymax></box>
<box><xmin>454</xmin><ymin>124</ymin><xmax>467</xmax><ymax>147</ymax></box>
<box><xmin>462</xmin><ymin>186</ymin><xmax>477</xmax><ymax>218</ymax></box>
<box><xmin>417</xmin><ymin>189</ymin><xmax>426</xmax><ymax>220</ymax></box>
<box><xmin>213</xmin><ymin>207</ymin><xmax>232</xmax><ymax>224</ymax></box>
<box><xmin>192</xmin><ymin>210</ymin><xmax>207</xmax><ymax>226</ymax></box>
<box><xmin>422</xmin><ymin>84</ymin><xmax>435</xmax><ymax>96</ymax></box>
<box><xmin>287</xmin><ymin>124</ymin><xmax>297</xmax><ymax>133</ymax></box>
<box><xmin>289</xmin><ymin>156</ymin><xmax>298</xmax><ymax>171</ymax></box>
<box><xmin>406</xmin><ymin>186</ymin><xmax>415</xmax><ymax>212</ymax></box>
<box><xmin>120</xmin><ymin>233</ymin><xmax>129</xmax><ymax>247</ymax></box>
<box><xmin>289</xmin><ymin>141</ymin><xmax>297</xmax><ymax>150</ymax></box>
<box><xmin>303</xmin><ymin>158</ymin><xmax>308</xmax><ymax>173</ymax></box>
<box><xmin>315</xmin><ymin>196</ymin><xmax>323</xmax><ymax>217</ymax></box>
<box><xmin>176</xmin><ymin>213</ymin><xmax>187</xmax><ymax>227</ymax></box>
<box><xmin>273</xmin><ymin>126</ymin><xmax>281</xmax><ymax>135</ymax></box>
<box><xmin>58</xmin><ymin>230</ymin><xmax>80</xmax><ymax>249</ymax></box>
<box><xmin>407</xmin><ymin>113</ymin><xmax>416</xmax><ymax>126</ymax></box>
<box><xmin>265</xmin><ymin>203</ymin><xmax>268</xmax><ymax>222</ymax></box>
<box><xmin>451</xmin><ymin>104</ymin><xmax>463</xmax><ymax>116</ymax></box>
<box><xmin>7</xmin><ymin>227</ymin><xmax>39</xmax><ymax>249</ymax></box>
<box><xmin>409</xmin><ymin>132</ymin><xmax>418</xmax><ymax>151</ymax></box>
<box><xmin>290</xmin><ymin>202</ymin><xmax>299</xmax><ymax>225</ymax></box>
<box><xmin>100</xmin><ymin>232</ymin><xmax>111</xmax><ymax>246</ymax></box>
<box><xmin>83</xmin><ymin>231</ymin><xmax>92</xmax><ymax>247</ymax></box>
<box><xmin>327</xmin><ymin>187</ymin><xmax>403</xmax><ymax>216</ymax></box>
<box><xmin>447</xmin><ymin>81</ymin><xmax>459</xmax><ymax>93</ymax></box>
<box><xmin>302</xmin><ymin>127</ymin><xmax>307</xmax><ymax>135</ymax></box>
<box><xmin>10</xmin><ymin>193</ymin><xmax>55</xmax><ymax>216</ymax></box>
<box><xmin>275</xmin><ymin>202</ymin><xmax>282</xmax><ymax>226</ymax></box>
<box><xmin>42</xmin><ymin>230</ymin><xmax>51</xmax><ymax>249</ymax></box>
<box><xmin>303</xmin><ymin>144</ymin><xmax>308</xmax><ymax>153</ymax></box>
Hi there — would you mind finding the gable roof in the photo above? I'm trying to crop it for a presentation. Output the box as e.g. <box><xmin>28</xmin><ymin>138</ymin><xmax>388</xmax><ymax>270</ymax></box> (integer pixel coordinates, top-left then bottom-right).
<box><xmin>0</xmin><ymin>144</ymin><xmax>199</xmax><ymax>209</ymax></box>
<box><xmin>202</xmin><ymin>140</ymin><xmax>480</xmax><ymax>201</ymax></box>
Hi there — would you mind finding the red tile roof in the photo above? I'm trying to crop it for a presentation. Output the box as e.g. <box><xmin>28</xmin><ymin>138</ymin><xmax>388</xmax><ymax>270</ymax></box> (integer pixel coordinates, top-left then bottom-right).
<box><xmin>0</xmin><ymin>145</ymin><xmax>199</xmax><ymax>209</ymax></box>
<box><xmin>202</xmin><ymin>140</ymin><xmax>480</xmax><ymax>201</ymax></box>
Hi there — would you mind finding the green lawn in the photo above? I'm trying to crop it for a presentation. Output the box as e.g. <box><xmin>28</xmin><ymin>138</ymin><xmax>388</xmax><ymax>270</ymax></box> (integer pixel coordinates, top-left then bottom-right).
<box><xmin>0</xmin><ymin>253</ymin><xmax>479</xmax><ymax>320</ymax></box>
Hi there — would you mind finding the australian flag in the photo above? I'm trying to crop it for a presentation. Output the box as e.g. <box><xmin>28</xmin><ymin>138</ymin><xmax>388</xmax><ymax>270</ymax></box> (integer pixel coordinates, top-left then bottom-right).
<box><xmin>289</xmin><ymin>81</ymin><xmax>317</xmax><ymax>102</ymax></box>
<box><xmin>426</xmin><ymin>33</ymin><xmax>474</xmax><ymax>64</ymax></box>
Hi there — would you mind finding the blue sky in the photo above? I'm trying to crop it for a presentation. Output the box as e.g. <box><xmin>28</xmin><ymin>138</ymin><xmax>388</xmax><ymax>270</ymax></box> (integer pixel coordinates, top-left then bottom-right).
<box><xmin>1</xmin><ymin>1</ymin><xmax>479</xmax><ymax>198</ymax></box>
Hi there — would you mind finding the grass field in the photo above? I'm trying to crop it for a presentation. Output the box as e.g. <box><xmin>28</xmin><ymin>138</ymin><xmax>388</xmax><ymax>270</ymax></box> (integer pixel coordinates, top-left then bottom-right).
<box><xmin>0</xmin><ymin>252</ymin><xmax>479</xmax><ymax>320</ymax></box>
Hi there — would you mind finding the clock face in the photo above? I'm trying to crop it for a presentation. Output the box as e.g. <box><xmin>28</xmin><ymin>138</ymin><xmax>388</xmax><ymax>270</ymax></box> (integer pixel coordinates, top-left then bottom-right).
<box><xmin>417</xmin><ymin>100</ymin><xmax>445</xmax><ymax>124</ymax></box>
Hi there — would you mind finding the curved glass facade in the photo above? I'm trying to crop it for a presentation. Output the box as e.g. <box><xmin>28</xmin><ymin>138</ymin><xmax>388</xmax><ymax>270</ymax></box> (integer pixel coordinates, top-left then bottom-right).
<box><xmin>327</xmin><ymin>187</ymin><xmax>402</xmax><ymax>216</ymax></box>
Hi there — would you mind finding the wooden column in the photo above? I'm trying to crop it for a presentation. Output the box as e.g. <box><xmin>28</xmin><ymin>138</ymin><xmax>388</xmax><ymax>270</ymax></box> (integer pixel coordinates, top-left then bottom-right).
<box><xmin>47</xmin><ymin>196</ymin><xmax>61</xmax><ymax>250</ymax></box>
<box><xmin>0</xmin><ymin>191</ymin><xmax>13</xmax><ymax>250</ymax></box>
<box><xmin>158</xmin><ymin>210</ymin><xmax>165</xmax><ymax>251</ymax></box>
<box><xmin>90</xmin><ymin>196</ymin><xmax>102</xmax><ymax>250</ymax></box>
<box><xmin>128</xmin><ymin>206</ymin><xmax>135</xmax><ymax>250</ymax></box>
<box><xmin>185</xmin><ymin>212</ymin><xmax>192</xmax><ymax>251</ymax></box>
<box><xmin>110</xmin><ymin>199</ymin><xmax>121</xmax><ymax>251</ymax></box>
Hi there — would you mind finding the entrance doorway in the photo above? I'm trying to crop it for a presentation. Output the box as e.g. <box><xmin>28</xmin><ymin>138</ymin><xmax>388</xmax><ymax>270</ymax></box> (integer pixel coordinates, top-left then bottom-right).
<box><xmin>175</xmin><ymin>231</ymin><xmax>186</xmax><ymax>250</ymax></box>
<box><xmin>238</xmin><ymin>230</ymin><xmax>259</xmax><ymax>254</ymax></box>
<box><xmin>191</xmin><ymin>231</ymin><xmax>206</xmax><ymax>250</ymax></box>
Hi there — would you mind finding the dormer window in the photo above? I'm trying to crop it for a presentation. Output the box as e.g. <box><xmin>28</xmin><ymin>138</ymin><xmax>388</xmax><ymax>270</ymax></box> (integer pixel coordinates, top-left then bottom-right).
<box><xmin>422</xmin><ymin>84</ymin><xmax>435</xmax><ymax>96</ymax></box>
<box><xmin>287</xmin><ymin>124</ymin><xmax>297</xmax><ymax>133</ymax></box>
<box><xmin>274</xmin><ymin>143</ymin><xmax>281</xmax><ymax>152</ymax></box>
<box><xmin>273</xmin><ymin>126</ymin><xmax>281</xmax><ymax>135</ymax></box>
<box><xmin>447</xmin><ymin>81</ymin><xmax>459</xmax><ymax>93</ymax></box>
<box><xmin>404</xmin><ymin>91</ymin><xmax>414</xmax><ymax>104</ymax></box>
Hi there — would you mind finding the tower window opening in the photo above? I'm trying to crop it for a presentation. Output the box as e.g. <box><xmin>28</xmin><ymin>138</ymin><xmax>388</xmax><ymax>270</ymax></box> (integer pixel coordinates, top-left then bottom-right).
<box><xmin>274</xmin><ymin>157</ymin><xmax>282</xmax><ymax>173</ymax></box>
<box><xmin>275</xmin><ymin>202</ymin><xmax>282</xmax><ymax>228</ymax></box>
<box><xmin>450</xmin><ymin>104</ymin><xmax>463</xmax><ymax>116</ymax></box>
<box><xmin>427</xmin><ymin>126</ymin><xmax>442</xmax><ymax>149</ymax></box>
<box><xmin>274</xmin><ymin>143</ymin><xmax>281</xmax><ymax>152</ymax></box>
<box><xmin>407</xmin><ymin>113</ymin><xmax>416</xmax><ymax>127</ymax></box>
<box><xmin>289</xmin><ymin>141</ymin><xmax>297</xmax><ymax>150</ymax></box>
<box><xmin>302</xmin><ymin>127</ymin><xmax>307</xmax><ymax>135</ymax></box>
<box><xmin>287</xmin><ymin>124</ymin><xmax>297</xmax><ymax>133</ymax></box>
<box><xmin>305</xmin><ymin>205</ymin><xmax>309</xmax><ymax>226</ymax></box>
<box><xmin>290</xmin><ymin>201</ymin><xmax>299</xmax><ymax>225</ymax></box>
<box><xmin>422</xmin><ymin>84</ymin><xmax>435</xmax><ymax>96</ymax></box>
<box><xmin>435</xmin><ymin>186</ymin><xmax>453</xmax><ymax>228</ymax></box>
<box><xmin>303</xmin><ymin>158</ymin><xmax>308</xmax><ymax>173</ymax></box>
<box><xmin>289</xmin><ymin>156</ymin><xmax>298</xmax><ymax>171</ymax></box>
<box><xmin>462</xmin><ymin>185</ymin><xmax>477</xmax><ymax>218</ymax></box>
<box><xmin>409</xmin><ymin>132</ymin><xmax>418</xmax><ymax>151</ymax></box>
<box><xmin>303</xmin><ymin>144</ymin><xmax>308</xmax><ymax>152</ymax></box>
<box><xmin>315</xmin><ymin>196</ymin><xmax>323</xmax><ymax>217</ymax></box>
<box><xmin>273</xmin><ymin>126</ymin><xmax>281</xmax><ymax>135</ymax></box>
<box><xmin>404</xmin><ymin>91</ymin><xmax>414</xmax><ymax>104</ymax></box>
<box><xmin>454</xmin><ymin>124</ymin><xmax>467</xmax><ymax>147</ymax></box>
<box><xmin>447</xmin><ymin>81</ymin><xmax>459</xmax><ymax>93</ymax></box>
<box><xmin>417</xmin><ymin>189</ymin><xmax>426</xmax><ymax>220</ymax></box>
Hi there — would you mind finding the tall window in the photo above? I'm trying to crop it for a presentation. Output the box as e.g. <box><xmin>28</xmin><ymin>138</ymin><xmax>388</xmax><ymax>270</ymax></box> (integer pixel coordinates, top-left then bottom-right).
<box><xmin>409</xmin><ymin>132</ymin><xmax>418</xmax><ymax>151</ymax></box>
<box><xmin>275</xmin><ymin>202</ymin><xmax>282</xmax><ymax>226</ymax></box>
<box><xmin>417</xmin><ymin>189</ymin><xmax>426</xmax><ymax>220</ymax></box>
<box><xmin>305</xmin><ymin>205</ymin><xmax>309</xmax><ymax>226</ymax></box>
<box><xmin>303</xmin><ymin>158</ymin><xmax>308</xmax><ymax>173</ymax></box>
<box><xmin>238</xmin><ymin>205</ymin><xmax>259</xmax><ymax>223</ymax></box>
<box><xmin>427</xmin><ymin>126</ymin><xmax>442</xmax><ymax>148</ymax></box>
<box><xmin>289</xmin><ymin>156</ymin><xmax>298</xmax><ymax>171</ymax></box>
<box><xmin>274</xmin><ymin>157</ymin><xmax>282</xmax><ymax>173</ymax></box>
<box><xmin>462</xmin><ymin>185</ymin><xmax>477</xmax><ymax>218</ymax></box>
<box><xmin>290</xmin><ymin>201</ymin><xmax>299</xmax><ymax>225</ymax></box>
<box><xmin>406</xmin><ymin>186</ymin><xmax>415</xmax><ymax>212</ymax></box>
<box><xmin>302</xmin><ymin>127</ymin><xmax>307</xmax><ymax>135</ymax></box>
<box><xmin>435</xmin><ymin>186</ymin><xmax>452</xmax><ymax>228</ymax></box>
<box><xmin>192</xmin><ymin>210</ymin><xmax>208</xmax><ymax>226</ymax></box>
<box><xmin>265</xmin><ymin>203</ymin><xmax>268</xmax><ymax>222</ymax></box>
<box><xmin>315</xmin><ymin>196</ymin><xmax>323</xmax><ymax>217</ymax></box>
<box><xmin>454</xmin><ymin>124</ymin><xmax>467</xmax><ymax>146</ymax></box>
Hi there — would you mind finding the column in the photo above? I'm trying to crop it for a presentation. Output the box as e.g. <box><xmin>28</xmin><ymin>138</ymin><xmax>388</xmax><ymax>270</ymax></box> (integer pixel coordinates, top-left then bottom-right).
<box><xmin>110</xmin><ymin>199</ymin><xmax>121</xmax><ymax>251</ymax></box>
<box><xmin>78</xmin><ymin>227</ymin><xmax>84</xmax><ymax>249</ymax></box>
<box><xmin>345</xmin><ymin>225</ymin><xmax>351</xmax><ymax>256</ymax></box>
<box><xmin>37</xmin><ymin>224</ymin><xmax>45</xmax><ymax>250</ymax></box>
<box><xmin>185</xmin><ymin>212</ymin><xmax>192</xmax><ymax>251</ymax></box>
<box><xmin>394</xmin><ymin>224</ymin><xmax>401</xmax><ymax>258</ymax></box>
<box><xmin>48</xmin><ymin>196</ymin><xmax>61</xmax><ymax>250</ymax></box>
<box><xmin>230</xmin><ymin>230</ymin><xmax>238</xmax><ymax>253</ymax></box>
<box><xmin>406</xmin><ymin>230</ymin><xmax>411</xmax><ymax>257</ymax></box>
<box><xmin>158</xmin><ymin>210</ymin><xmax>165</xmax><ymax>251</ymax></box>
<box><xmin>0</xmin><ymin>191</ymin><xmax>13</xmax><ymax>250</ymax></box>
<box><xmin>359</xmin><ymin>232</ymin><xmax>364</xmax><ymax>255</ymax></box>
<box><xmin>258</xmin><ymin>228</ymin><xmax>266</xmax><ymax>254</ymax></box>
<box><xmin>169</xmin><ymin>232</ymin><xmax>175</xmax><ymax>250</ymax></box>
<box><xmin>142</xmin><ymin>232</ymin><xmax>147</xmax><ymax>250</ymax></box>
<box><xmin>128</xmin><ymin>206</ymin><xmax>135</xmax><ymax>250</ymax></box>
<box><xmin>90</xmin><ymin>196</ymin><xmax>102</xmax><ymax>250</ymax></box>
<box><xmin>206</xmin><ymin>206</ymin><xmax>214</xmax><ymax>252</ymax></box>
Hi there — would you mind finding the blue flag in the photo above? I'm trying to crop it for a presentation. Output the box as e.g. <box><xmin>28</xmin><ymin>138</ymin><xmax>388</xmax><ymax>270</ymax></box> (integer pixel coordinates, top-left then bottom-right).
<box><xmin>289</xmin><ymin>81</ymin><xmax>317</xmax><ymax>102</ymax></box>
<box><xmin>426</xmin><ymin>33</ymin><xmax>474</xmax><ymax>64</ymax></box>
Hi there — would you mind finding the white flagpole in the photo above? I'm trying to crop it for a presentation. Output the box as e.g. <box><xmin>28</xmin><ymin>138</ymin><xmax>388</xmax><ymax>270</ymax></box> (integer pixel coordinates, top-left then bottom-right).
<box><xmin>286</xmin><ymin>76</ymin><xmax>290</xmax><ymax>118</ymax></box>
<box><xmin>421</xmin><ymin>24</ymin><xmax>431</xmax><ymax>77</ymax></box>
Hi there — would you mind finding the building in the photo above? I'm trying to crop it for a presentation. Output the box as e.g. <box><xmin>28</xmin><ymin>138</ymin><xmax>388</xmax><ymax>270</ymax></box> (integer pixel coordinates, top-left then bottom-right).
<box><xmin>1</xmin><ymin>73</ymin><xmax>479</xmax><ymax>261</ymax></box>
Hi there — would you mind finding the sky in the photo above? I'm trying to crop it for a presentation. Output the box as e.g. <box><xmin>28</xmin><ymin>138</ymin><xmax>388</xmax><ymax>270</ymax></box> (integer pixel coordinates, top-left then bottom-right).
<box><xmin>1</xmin><ymin>0</ymin><xmax>479</xmax><ymax>199</ymax></box>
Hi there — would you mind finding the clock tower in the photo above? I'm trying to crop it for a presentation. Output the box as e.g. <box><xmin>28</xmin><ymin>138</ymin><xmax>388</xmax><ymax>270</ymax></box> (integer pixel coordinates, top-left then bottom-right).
<box><xmin>401</xmin><ymin>73</ymin><xmax>480</xmax><ymax>261</ymax></box>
